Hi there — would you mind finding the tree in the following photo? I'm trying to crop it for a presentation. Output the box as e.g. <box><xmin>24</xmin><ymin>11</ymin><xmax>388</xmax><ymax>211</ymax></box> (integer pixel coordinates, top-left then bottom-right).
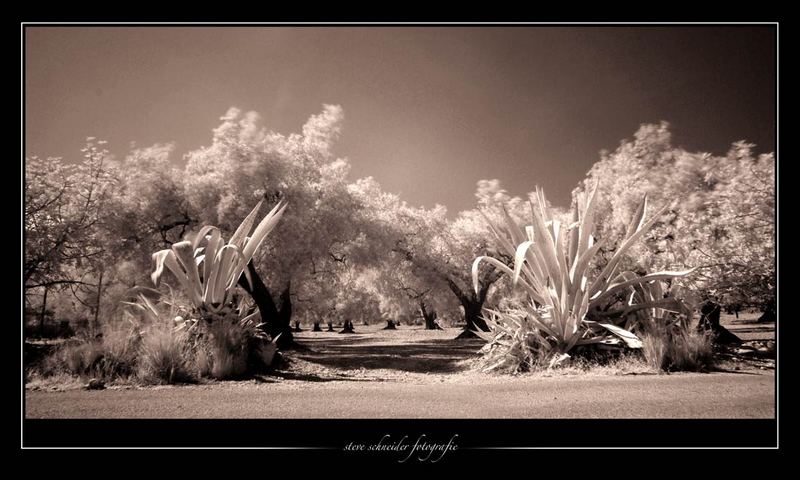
<box><xmin>370</xmin><ymin>259</ymin><xmax>457</xmax><ymax>330</ymax></box>
<box><xmin>573</xmin><ymin>122</ymin><xmax>775</xmax><ymax>321</ymax></box>
<box><xmin>24</xmin><ymin>140</ymin><xmax>119</xmax><ymax>334</ymax></box>
<box><xmin>353</xmin><ymin>177</ymin><xmax>510</xmax><ymax>337</ymax></box>
<box><xmin>108</xmin><ymin>143</ymin><xmax>196</xmax><ymax>268</ymax></box>
<box><xmin>181</xmin><ymin>106</ymin><xmax>384</xmax><ymax>346</ymax></box>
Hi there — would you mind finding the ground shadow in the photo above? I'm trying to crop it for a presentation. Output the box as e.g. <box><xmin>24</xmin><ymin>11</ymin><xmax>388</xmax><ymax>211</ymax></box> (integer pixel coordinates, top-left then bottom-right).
<box><xmin>726</xmin><ymin>326</ymin><xmax>775</xmax><ymax>334</ymax></box>
<box><xmin>262</xmin><ymin>370</ymin><xmax>382</xmax><ymax>383</ymax></box>
<box><xmin>295</xmin><ymin>339</ymin><xmax>485</xmax><ymax>374</ymax></box>
<box><xmin>708</xmin><ymin>367</ymin><xmax>763</xmax><ymax>375</ymax></box>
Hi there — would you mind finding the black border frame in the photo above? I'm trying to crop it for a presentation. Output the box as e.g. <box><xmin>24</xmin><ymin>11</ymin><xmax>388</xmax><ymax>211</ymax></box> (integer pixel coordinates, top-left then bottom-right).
<box><xmin>20</xmin><ymin>21</ymin><xmax>781</xmax><ymax>458</ymax></box>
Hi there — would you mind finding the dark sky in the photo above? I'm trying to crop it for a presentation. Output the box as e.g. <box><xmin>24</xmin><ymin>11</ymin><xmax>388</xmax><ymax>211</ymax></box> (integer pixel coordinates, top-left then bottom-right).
<box><xmin>25</xmin><ymin>26</ymin><xmax>776</xmax><ymax>211</ymax></box>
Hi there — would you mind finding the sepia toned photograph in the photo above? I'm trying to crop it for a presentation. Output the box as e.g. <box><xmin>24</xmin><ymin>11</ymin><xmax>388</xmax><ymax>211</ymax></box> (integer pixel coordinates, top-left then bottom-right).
<box><xmin>22</xmin><ymin>23</ymin><xmax>778</xmax><ymax>454</ymax></box>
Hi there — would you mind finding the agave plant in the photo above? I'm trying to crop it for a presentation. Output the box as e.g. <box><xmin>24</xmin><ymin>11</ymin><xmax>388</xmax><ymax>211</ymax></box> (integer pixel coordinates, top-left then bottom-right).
<box><xmin>472</xmin><ymin>185</ymin><xmax>694</xmax><ymax>358</ymax></box>
<box><xmin>150</xmin><ymin>199</ymin><xmax>287</xmax><ymax>316</ymax></box>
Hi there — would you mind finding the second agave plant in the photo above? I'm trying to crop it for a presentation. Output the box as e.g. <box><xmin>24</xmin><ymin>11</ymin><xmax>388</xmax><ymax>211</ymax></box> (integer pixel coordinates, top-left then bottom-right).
<box><xmin>472</xmin><ymin>185</ymin><xmax>694</xmax><ymax>367</ymax></box>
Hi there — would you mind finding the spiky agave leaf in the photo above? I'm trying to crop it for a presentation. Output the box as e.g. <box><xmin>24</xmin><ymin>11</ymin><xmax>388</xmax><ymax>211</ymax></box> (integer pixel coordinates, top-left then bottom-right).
<box><xmin>228</xmin><ymin>199</ymin><xmax>265</xmax><ymax>250</ymax></box>
<box><xmin>583</xmin><ymin>320</ymin><xmax>643</xmax><ymax>349</ymax></box>
<box><xmin>171</xmin><ymin>241</ymin><xmax>204</xmax><ymax>307</ymax></box>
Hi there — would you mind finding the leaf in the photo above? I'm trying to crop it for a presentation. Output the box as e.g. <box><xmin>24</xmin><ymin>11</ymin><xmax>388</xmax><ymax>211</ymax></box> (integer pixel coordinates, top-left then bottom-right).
<box><xmin>171</xmin><ymin>241</ymin><xmax>203</xmax><ymax>307</ymax></box>
<box><xmin>625</xmin><ymin>194</ymin><xmax>648</xmax><ymax>238</ymax></box>
<box><xmin>590</xmin><ymin>268</ymin><xmax>697</xmax><ymax>307</ymax></box>
<box><xmin>229</xmin><ymin>200</ymin><xmax>264</xmax><ymax>250</ymax></box>
<box><xmin>192</xmin><ymin>225</ymin><xmax>220</xmax><ymax>250</ymax></box>
<box><xmin>567</xmin><ymin>207</ymin><xmax>580</xmax><ymax>269</ymax></box>
<box><xmin>593</xmin><ymin>299</ymin><xmax>689</xmax><ymax>320</ymax></box>
<box><xmin>472</xmin><ymin>328</ymin><xmax>496</xmax><ymax>342</ymax></box>
<box><xmin>576</xmin><ymin>182</ymin><xmax>598</xmax><ymax>260</ymax></box>
<box><xmin>125</xmin><ymin>286</ymin><xmax>162</xmax><ymax>299</ymax></box>
<box><xmin>241</xmin><ymin>200</ymin><xmax>287</xmax><ymax>264</ymax></box>
<box><xmin>548</xmin><ymin>353</ymin><xmax>570</xmax><ymax>369</ymax></box>
<box><xmin>151</xmin><ymin>249</ymin><xmax>171</xmax><ymax>287</ymax></box>
<box><xmin>202</xmin><ymin>228</ymin><xmax>222</xmax><ymax>288</ymax></box>
<box><xmin>472</xmin><ymin>255</ymin><xmax>514</xmax><ymax>295</ymax></box>
<box><xmin>584</xmin><ymin>321</ymin><xmax>642</xmax><ymax>349</ymax></box>
<box><xmin>512</xmin><ymin>240</ymin><xmax>536</xmax><ymax>286</ymax></box>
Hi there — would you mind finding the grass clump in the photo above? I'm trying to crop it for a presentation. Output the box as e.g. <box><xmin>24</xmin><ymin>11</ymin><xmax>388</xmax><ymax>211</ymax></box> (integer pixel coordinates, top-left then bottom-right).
<box><xmin>205</xmin><ymin>319</ymin><xmax>251</xmax><ymax>379</ymax></box>
<box><xmin>641</xmin><ymin>326</ymin><xmax>714</xmax><ymax>372</ymax></box>
<box><xmin>33</xmin><ymin>303</ymin><xmax>277</xmax><ymax>385</ymax></box>
<box><xmin>43</xmin><ymin>324</ymin><xmax>140</xmax><ymax>381</ymax></box>
<box><xmin>137</xmin><ymin>324</ymin><xmax>195</xmax><ymax>384</ymax></box>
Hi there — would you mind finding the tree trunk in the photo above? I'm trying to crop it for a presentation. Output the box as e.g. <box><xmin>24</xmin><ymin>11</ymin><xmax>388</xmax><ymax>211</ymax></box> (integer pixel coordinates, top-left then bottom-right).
<box><xmin>238</xmin><ymin>261</ymin><xmax>294</xmax><ymax>348</ymax></box>
<box><xmin>327</xmin><ymin>321</ymin><xmax>334</xmax><ymax>332</ymax></box>
<box><xmin>38</xmin><ymin>287</ymin><xmax>48</xmax><ymax>338</ymax></box>
<box><xmin>312</xmin><ymin>322</ymin><xmax>322</xmax><ymax>332</ymax></box>
<box><xmin>383</xmin><ymin>319</ymin><xmax>396</xmax><ymax>330</ymax></box>
<box><xmin>273</xmin><ymin>282</ymin><xmax>294</xmax><ymax>347</ymax></box>
<box><xmin>293</xmin><ymin>320</ymin><xmax>302</xmax><ymax>332</ymax></box>
<box><xmin>93</xmin><ymin>270</ymin><xmax>104</xmax><ymax>335</ymax></box>
<box><xmin>420</xmin><ymin>302</ymin><xmax>442</xmax><ymax>330</ymax></box>
<box><xmin>757</xmin><ymin>298</ymin><xmax>776</xmax><ymax>323</ymax></box>
<box><xmin>697</xmin><ymin>300</ymin><xmax>741</xmax><ymax>345</ymax></box>
<box><xmin>697</xmin><ymin>301</ymin><xmax>721</xmax><ymax>330</ymax></box>
<box><xmin>340</xmin><ymin>320</ymin><xmax>355</xmax><ymax>334</ymax></box>
<box><xmin>459</xmin><ymin>299</ymin><xmax>489</xmax><ymax>338</ymax></box>
<box><xmin>444</xmin><ymin>276</ymin><xmax>491</xmax><ymax>339</ymax></box>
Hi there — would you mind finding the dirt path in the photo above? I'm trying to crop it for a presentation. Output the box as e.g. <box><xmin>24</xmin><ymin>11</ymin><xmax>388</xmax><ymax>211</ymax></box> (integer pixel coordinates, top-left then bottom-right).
<box><xmin>26</xmin><ymin>371</ymin><xmax>774</xmax><ymax>418</ymax></box>
<box><xmin>26</xmin><ymin>324</ymin><xmax>775</xmax><ymax>419</ymax></box>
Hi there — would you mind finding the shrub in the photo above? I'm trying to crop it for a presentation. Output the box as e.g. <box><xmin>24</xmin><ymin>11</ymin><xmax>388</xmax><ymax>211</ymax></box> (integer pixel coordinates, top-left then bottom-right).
<box><xmin>192</xmin><ymin>341</ymin><xmax>214</xmax><ymax>378</ymax></box>
<box><xmin>46</xmin><ymin>324</ymin><xmax>140</xmax><ymax>380</ymax></box>
<box><xmin>196</xmin><ymin>310</ymin><xmax>277</xmax><ymax>379</ymax></box>
<box><xmin>206</xmin><ymin>319</ymin><xmax>250</xmax><ymax>379</ymax></box>
<box><xmin>137</xmin><ymin>324</ymin><xmax>195</xmax><ymax>384</ymax></box>
<box><xmin>35</xmin><ymin>302</ymin><xmax>278</xmax><ymax>383</ymax></box>
<box><xmin>641</xmin><ymin>332</ymin><xmax>667</xmax><ymax>371</ymax></box>
<box><xmin>641</xmin><ymin>326</ymin><xmax>713</xmax><ymax>372</ymax></box>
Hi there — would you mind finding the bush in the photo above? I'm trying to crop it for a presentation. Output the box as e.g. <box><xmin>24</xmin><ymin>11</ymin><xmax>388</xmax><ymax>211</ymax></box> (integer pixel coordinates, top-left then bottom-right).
<box><xmin>641</xmin><ymin>327</ymin><xmax>714</xmax><ymax>372</ymax></box>
<box><xmin>137</xmin><ymin>324</ymin><xmax>195</xmax><ymax>384</ymax></box>
<box><xmin>192</xmin><ymin>341</ymin><xmax>214</xmax><ymax>378</ymax></box>
<box><xmin>205</xmin><ymin>319</ymin><xmax>252</xmax><ymax>379</ymax></box>
<box><xmin>46</xmin><ymin>324</ymin><xmax>140</xmax><ymax>380</ymax></box>
<box><xmin>34</xmin><ymin>295</ymin><xmax>277</xmax><ymax>384</ymax></box>
<box><xmin>24</xmin><ymin>319</ymin><xmax>75</xmax><ymax>339</ymax></box>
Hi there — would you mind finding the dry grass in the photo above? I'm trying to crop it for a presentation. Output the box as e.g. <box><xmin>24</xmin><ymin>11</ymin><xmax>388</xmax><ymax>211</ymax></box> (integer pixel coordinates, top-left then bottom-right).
<box><xmin>205</xmin><ymin>319</ymin><xmax>253</xmax><ymax>379</ymax></box>
<box><xmin>641</xmin><ymin>328</ymin><xmax>714</xmax><ymax>372</ymax></box>
<box><xmin>137</xmin><ymin>324</ymin><xmax>195</xmax><ymax>384</ymax></box>
<box><xmin>42</xmin><ymin>324</ymin><xmax>141</xmax><ymax>381</ymax></box>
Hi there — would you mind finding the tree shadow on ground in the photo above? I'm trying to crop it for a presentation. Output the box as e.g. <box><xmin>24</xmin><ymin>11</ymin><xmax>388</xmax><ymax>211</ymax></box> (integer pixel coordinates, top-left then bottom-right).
<box><xmin>261</xmin><ymin>370</ymin><xmax>383</xmax><ymax>383</ymax></box>
<box><xmin>707</xmin><ymin>367</ymin><xmax>763</xmax><ymax>375</ymax></box>
<box><xmin>725</xmin><ymin>326</ymin><xmax>775</xmax><ymax>334</ymax></box>
<box><xmin>295</xmin><ymin>339</ymin><xmax>485</xmax><ymax>374</ymax></box>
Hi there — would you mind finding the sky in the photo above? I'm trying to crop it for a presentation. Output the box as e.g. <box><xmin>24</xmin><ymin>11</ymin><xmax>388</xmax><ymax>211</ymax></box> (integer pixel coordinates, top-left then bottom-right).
<box><xmin>25</xmin><ymin>26</ymin><xmax>776</xmax><ymax>212</ymax></box>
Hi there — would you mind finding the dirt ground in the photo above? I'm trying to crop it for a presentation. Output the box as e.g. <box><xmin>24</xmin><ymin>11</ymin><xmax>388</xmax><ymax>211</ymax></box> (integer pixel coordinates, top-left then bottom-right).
<box><xmin>720</xmin><ymin>311</ymin><xmax>776</xmax><ymax>341</ymax></box>
<box><xmin>25</xmin><ymin>315</ymin><xmax>776</xmax><ymax>419</ymax></box>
